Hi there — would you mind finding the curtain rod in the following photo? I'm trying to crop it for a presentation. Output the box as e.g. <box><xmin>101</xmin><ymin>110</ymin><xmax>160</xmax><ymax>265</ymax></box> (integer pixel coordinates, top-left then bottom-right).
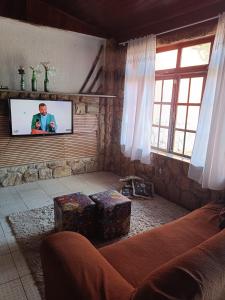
<box><xmin>119</xmin><ymin>15</ymin><xmax>219</xmax><ymax>46</ymax></box>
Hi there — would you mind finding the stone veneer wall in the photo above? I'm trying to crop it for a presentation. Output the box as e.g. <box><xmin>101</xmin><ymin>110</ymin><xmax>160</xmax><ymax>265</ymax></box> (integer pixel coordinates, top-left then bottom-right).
<box><xmin>0</xmin><ymin>90</ymin><xmax>109</xmax><ymax>187</ymax></box>
<box><xmin>0</xmin><ymin>157</ymin><xmax>98</xmax><ymax>187</ymax></box>
<box><xmin>112</xmin><ymin>153</ymin><xmax>224</xmax><ymax>211</ymax></box>
<box><xmin>103</xmin><ymin>41</ymin><xmax>224</xmax><ymax>211</ymax></box>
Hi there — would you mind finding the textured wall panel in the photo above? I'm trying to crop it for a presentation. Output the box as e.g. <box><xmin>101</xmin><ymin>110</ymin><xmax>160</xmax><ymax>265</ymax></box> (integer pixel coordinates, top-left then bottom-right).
<box><xmin>0</xmin><ymin>97</ymin><xmax>99</xmax><ymax>168</ymax></box>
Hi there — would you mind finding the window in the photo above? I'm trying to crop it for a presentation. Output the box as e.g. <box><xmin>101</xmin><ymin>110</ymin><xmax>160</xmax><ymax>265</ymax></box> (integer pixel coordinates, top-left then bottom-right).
<box><xmin>152</xmin><ymin>38</ymin><xmax>213</xmax><ymax>158</ymax></box>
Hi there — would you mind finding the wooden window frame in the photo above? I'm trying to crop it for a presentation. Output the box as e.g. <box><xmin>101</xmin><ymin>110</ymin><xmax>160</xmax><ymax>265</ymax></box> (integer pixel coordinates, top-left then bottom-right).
<box><xmin>153</xmin><ymin>36</ymin><xmax>214</xmax><ymax>158</ymax></box>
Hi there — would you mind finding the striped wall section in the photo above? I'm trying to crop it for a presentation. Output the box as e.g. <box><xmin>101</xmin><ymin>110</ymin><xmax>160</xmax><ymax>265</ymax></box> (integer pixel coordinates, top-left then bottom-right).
<box><xmin>0</xmin><ymin>93</ymin><xmax>100</xmax><ymax>168</ymax></box>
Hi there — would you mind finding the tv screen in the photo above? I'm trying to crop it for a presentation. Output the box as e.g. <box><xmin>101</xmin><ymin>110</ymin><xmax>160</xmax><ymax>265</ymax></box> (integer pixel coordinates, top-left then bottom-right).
<box><xmin>9</xmin><ymin>98</ymin><xmax>73</xmax><ymax>136</ymax></box>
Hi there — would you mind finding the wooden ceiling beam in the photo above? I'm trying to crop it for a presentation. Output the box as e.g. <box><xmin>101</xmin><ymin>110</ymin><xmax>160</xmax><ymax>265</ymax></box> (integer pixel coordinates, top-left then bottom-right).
<box><xmin>115</xmin><ymin>1</ymin><xmax>225</xmax><ymax>41</ymax></box>
<box><xmin>26</xmin><ymin>0</ymin><xmax>106</xmax><ymax>37</ymax></box>
<box><xmin>0</xmin><ymin>0</ymin><xmax>107</xmax><ymax>38</ymax></box>
<box><xmin>0</xmin><ymin>0</ymin><xmax>27</xmax><ymax>20</ymax></box>
<box><xmin>0</xmin><ymin>0</ymin><xmax>224</xmax><ymax>40</ymax></box>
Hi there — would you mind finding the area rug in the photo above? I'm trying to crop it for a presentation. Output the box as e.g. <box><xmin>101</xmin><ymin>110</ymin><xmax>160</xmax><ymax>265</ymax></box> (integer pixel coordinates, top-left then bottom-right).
<box><xmin>8</xmin><ymin>196</ymin><xmax>188</xmax><ymax>299</ymax></box>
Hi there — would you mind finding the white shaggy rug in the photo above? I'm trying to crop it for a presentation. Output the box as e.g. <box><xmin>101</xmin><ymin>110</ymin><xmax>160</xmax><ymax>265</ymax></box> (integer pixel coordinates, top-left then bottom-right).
<box><xmin>8</xmin><ymin>196</ymin><xmax>188</xmax><ymax>299</ymax></box>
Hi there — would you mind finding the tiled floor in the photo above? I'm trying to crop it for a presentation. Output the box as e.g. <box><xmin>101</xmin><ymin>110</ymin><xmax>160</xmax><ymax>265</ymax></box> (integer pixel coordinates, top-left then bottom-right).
<box><xmin>0</xmin><ymin>171</ymin><xmax>120</xmax><ymax>300</ymax></box>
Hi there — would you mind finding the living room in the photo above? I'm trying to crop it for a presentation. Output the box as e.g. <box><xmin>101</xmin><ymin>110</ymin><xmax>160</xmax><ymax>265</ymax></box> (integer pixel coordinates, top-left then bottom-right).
<box><xmin>0</xmin><ymin>1</ymin><xmax>225</xmax><ymax>299</ymax></box>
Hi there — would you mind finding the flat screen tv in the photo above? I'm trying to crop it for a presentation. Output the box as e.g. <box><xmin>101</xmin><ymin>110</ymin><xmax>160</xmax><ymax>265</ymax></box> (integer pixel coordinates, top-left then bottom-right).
<box><xmin>9</xmin><ymin>98</ymin><xmax>73</xmax><ymax>136</ymax></box>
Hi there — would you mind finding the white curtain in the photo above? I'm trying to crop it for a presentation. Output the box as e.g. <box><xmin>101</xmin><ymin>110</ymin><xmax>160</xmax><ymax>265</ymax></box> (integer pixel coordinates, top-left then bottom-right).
<box><xmin>120</xmin><ymin>35</ymin><xmax>156</xmax><ymax>164</ymax></box>
<box><xmin>188</xmin><ymin>13</ymin><xmax>225</xmax><ymax>190</ymax></box>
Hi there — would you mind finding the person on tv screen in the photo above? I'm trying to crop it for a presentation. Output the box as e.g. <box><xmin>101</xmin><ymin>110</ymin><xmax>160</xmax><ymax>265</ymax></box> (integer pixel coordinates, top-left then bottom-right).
<box><xmin>31</xmin><ymin>103</ymin><xmax>57</xmax><ymax>134</ymax></box>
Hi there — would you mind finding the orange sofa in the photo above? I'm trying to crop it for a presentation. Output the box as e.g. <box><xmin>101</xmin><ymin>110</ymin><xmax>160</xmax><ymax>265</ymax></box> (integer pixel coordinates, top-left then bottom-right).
<box><xmin>41</xmin><ymin>202</ymin><xmax>225</xmax><ymax>300</ymax></box>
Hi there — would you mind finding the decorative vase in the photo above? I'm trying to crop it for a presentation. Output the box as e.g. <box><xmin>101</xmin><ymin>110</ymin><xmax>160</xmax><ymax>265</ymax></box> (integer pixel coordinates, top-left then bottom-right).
<box><xmin>31</xmin><ymin>70</ymin><xmax>37</xmax><ymax>91</ymax></box>
<box><xmin>44</xmin><ymin>70</ymin><xmax>49</xmax><ymax>92</ymax></box>
<box><xmin>20</xmin><ymin>74</ymin><xmax>25</xmax><ymax>91</ymax></box>
<box><xmin>18</xmin><ymin>66</ymin><xmax>25</xmax><ymax>91</ymax></box>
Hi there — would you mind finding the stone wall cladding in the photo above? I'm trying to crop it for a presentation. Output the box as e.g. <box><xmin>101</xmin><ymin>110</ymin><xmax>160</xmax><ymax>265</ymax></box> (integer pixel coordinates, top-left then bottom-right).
<box><xmin>115</xmin><ymin>152</ymin><xmax>224</xmax><ymax>211</ymax></box>
<box><xmin>103</xmin><ymin>41</ymin><xmax>225</xmax><ymax>211</ymax></box>
<box><xmin>0</xmin><ymin>156</ymin><xmax>98</xmax><ymax>187</ymax></box>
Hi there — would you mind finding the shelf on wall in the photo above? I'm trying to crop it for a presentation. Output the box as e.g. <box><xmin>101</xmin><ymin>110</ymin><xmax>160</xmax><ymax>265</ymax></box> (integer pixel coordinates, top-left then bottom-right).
<box><xmin>0</xmin><ymin>89</ymin><xmax>116</xmax><ymax>98</ymax></box>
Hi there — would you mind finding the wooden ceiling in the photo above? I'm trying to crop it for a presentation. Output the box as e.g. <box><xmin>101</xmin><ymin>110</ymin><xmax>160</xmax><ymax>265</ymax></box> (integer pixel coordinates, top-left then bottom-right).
<box><xmin>0</xmin><ymin>0</ymin><xmax>225</xmax><ymax>41</ymax></box>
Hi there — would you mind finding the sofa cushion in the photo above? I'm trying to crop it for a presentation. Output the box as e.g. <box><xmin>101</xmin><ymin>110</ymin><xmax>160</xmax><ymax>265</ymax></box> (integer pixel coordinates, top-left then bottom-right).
<box><xmin>41</xmin><ymin>231</ymin><xmax>134</xmax><ymax>300</ymax></box>
<box><xmin>100</xmin><ymin>202</ymin><xmax>222</xmax><ymax>287</ymax></box>
<box><xmin>133</xmin><ymin>228</ymin><xmax>225</xmax><ymax>300</ymax></box>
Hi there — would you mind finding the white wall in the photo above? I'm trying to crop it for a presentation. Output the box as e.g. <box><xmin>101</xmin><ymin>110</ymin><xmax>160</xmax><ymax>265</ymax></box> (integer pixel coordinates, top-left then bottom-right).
<box><xmin>0</xmin><ymin>17</ymin><xmax>105</xmax><ymax>93</ymax></box>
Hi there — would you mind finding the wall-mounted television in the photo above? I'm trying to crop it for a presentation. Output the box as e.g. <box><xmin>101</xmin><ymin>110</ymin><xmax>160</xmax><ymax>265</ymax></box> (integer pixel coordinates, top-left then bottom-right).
<box><xmin>9</xmin><ymin>98</ymin><xmax>73</xmax><ymax>136</ymax></box>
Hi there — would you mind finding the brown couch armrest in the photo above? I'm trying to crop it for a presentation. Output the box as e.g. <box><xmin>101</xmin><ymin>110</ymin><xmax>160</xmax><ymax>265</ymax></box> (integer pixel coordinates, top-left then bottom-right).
<box><xmin>41</xmin><ymin>231</ymin><xmax>134</xmax><ymax>300</ymax></box>
<box><xmin>133</xmin><ymin>229</ymin><xmax>225</xmax><ymax>300</ymax></box>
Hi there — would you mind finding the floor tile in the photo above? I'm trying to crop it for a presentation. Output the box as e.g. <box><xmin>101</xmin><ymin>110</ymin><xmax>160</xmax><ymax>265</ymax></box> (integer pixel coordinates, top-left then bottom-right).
<box><xmin>0</xmin><ymin>217</ymin><xmax>13</xmax><ymax>235</ymax></box>
<box><xmin>0</xmin><ymin>224</ymin><xmax>5</xmax><ymax>237</ymax></box>
<box><xmin>18</xmin><ymin>189</ymin><xmax>52</xmax><ymax>209</ymax></box>
<box><xmin>17</xmin><ymin>189</ymin><xmax>48</xmax><ymax>202</ymax></box>
<box><xmin>0</xmin><ymin>230</ymin><xmax>10</xmax><ymax>256</ymax></box>
<box><xmin>0</xmin><ymin>254</ymin><xmax>19</xmax><ymax>284</ymax></box>
<box><xmin>5</xmin><ymin>233</ymin><xmax>20</xmax><ymax>253</ymax></box>
<box><xmin>11</xmin><ymin>251</ymin><xmax>30</xmax><ymax>277</ymax></box>
<box><xmin>81</xmin><ymin>184</ymin><xmax>107</xmax><ymax>195</ymax></box>
<box><xmin>21</xmin><ymin>274</ymin><xmax>41</xmax><ymax>300</ymax></box>
<box><xmin>0</xmin><ymin>189</ymin><xmax>22</xmax><ymax>207</ymax></box>
<box><xmin>0</xmin><ymin>186</ymin><xmax>17</xmax><ymax>197</ymax></box>
<box><xmin>0</xmin><ymin>278</ymin><xmax>27</xmax><ymax>300</ymax></box>
<box><xmin>15</xmin><ymin>182</ymin><xmax>40</xmax><ymax>192</ymax></box>
<box><xmin>0</xmin><ymin>202</ymin><xmax>28</xmax><ymax>218</ymax></box>
<box><xmin>61</xmin><ymin>181</ymin><xmax>90</xmax><ymax>194</ymax></box>
<box><xmin>58</xmin><ymin>175</ymin><xmax>85</xmax><ymax>185</ymax></box>
<box><xmin>37</xmin><ymin>179</ymin><xmax>69</xmax><ymax>196</ymax></box>
<box><xmin>0</xmin><ymin>197</ymin><xmax>23</xmax><ymax>208</ymax></box>
<box><xmin>23</xmin><ymin>196</ymin><xmax>53</xmax><ymax>209</ymax></box>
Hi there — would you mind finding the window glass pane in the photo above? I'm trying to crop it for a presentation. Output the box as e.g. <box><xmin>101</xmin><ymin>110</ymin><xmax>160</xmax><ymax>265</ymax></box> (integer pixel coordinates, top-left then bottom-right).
<box><xmin>181</xmin><ymin>42</ymin><xmax>211</xmax><ymax>67</ymax></box>
<box><xmin>184</xmin><ymin>132</ymin><xmax>195</xmax><ymax>156</ymax></box>
<box><xmin>186</xmin><ymin>106</ymin><xmax>200</xmax><ymax>131</ymax></box>
<box><xmin>155</xmin><ymin>50</ymin><xmax>178</xmax><ymax>70</ymax></box>
<box><xmin>175</xmin><ymin>106</ymin><xmax>187</xmax><ymax>129</ymax></box>
<box><xmin>153</xmin><ymin>104</ymin><xmax>160</xmax><ymax>125</ymax></box>
<box><xmin>178</xmin><ymin>78</ymin><xmax>189</xmax><ymax>103</ymax></box>
<box><xmin>155</xmin><ymin>80</ymin><xmax>162</xmax><ymax>102</ymax></box>
<box><xmin>189</xmin><ymin>77</ymin><xmax>203</xmax><ymax>103</ymax></box>
<box><xmin>162</xmin><ymin>80</ymin><xmax>173</xmax><ymax>102</ymax></box>
<box><xmin>151</xmin><ymin>126</ymin><xmax>159</xmax><ymax>147</ymax></box>
<box><xmin>173</xmin><ymin>130</ymin><xmax>184</xmax><ymax>154</ymax></box>
<box><xmin>159</xmin><ymin>128</ymin><xmax>168</xmax><ymax>150</ymax></box>
<box><xmin>161</xmin><ymin>105</ymin><xmax>171</xmax><ymax>126</ymax></box>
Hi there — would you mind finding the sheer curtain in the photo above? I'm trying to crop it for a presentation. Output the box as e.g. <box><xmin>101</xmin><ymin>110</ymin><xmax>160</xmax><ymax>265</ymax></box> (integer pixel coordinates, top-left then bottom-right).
<box><xmin>120</xmin><ymin>35</ymin><xmax>156</xmax><ymax>164</ymax></box>
<box><xmin>188</xmin><ymin>13</ymin><xmax>225</xmax><ymax>190</ymax></box>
